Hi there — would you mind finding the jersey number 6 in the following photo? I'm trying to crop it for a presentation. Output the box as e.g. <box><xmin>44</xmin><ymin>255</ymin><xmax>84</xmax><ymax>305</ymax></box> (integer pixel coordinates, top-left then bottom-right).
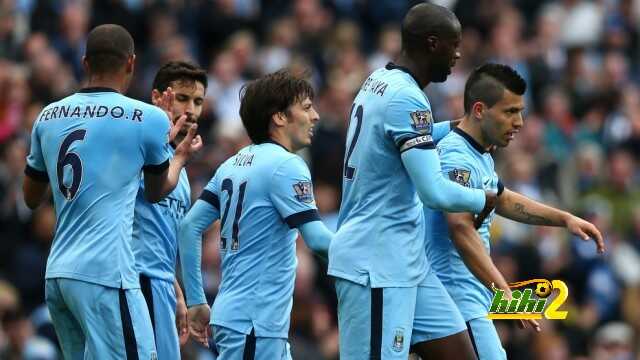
<box><xmin>57</xmin><ymin>129</ymin><xmax>86</xmax><ymax>201</ymax></box>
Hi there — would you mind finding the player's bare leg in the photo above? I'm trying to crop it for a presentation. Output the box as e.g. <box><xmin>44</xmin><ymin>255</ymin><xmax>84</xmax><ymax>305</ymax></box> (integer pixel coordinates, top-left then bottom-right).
<box><xmin>411</xmin><ymin>330</ymin><xmax>477</xmax><ymax>360</ymax></box>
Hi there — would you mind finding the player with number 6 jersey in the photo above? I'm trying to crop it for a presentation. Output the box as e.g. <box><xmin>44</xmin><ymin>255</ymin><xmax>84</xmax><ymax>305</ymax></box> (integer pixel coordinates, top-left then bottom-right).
<box><xmin>22</xmin><ymin>25</ymin><xmax>201</xmax><ymax>359</ymax></box>
<box><xmin>179</xmin><ymin>69</ymin><xmax>333</xmax><ymax>360</ymax></box>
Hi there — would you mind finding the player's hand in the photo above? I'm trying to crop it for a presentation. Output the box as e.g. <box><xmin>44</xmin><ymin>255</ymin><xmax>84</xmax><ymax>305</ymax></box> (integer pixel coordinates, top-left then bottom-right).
<box><xmin>517</xmin><ymin>318</ymin><xmax>541</xmax><ymax>332</ymax></box>
<box><xmin>188</xmin><ymin>304</ymin><xmax>211</xmax><ymax>348</ymax></box>
<box><xmin>565</xmin><ymin>215</ymin><xmax>605</xmax><ymax>254</ymax></box>
<box><xmin>154</xmin><ymin>87</ymin><xmax>191</xmax><ymax>145</ymax></box>
<box><xmin>474</xmin><ymin>191</ymin><xmax>498</xmax><ymax>229</ymax></box>
<box><xmin>169</xmin><ymin>114</ymin><xmax>188</xmax><ymax>145</ymax></box>
<box><xmin>176</xmin><ymin>296</ymin><xmax>189</xmax><ymax>346</ymax></box>
<box><xmin>154</xmin><ymin>86</ymin><xmax>175</xmax><ymax>122</ymax></box>
<box><xmin>174</xmin><ymin>123</ymin><xmax>203</xmax><ymax>161</ymax></box>
<box><xmin>503</xmin><ymin>288</ymin><xmax>541</xmax><ymax>332</ymax></box>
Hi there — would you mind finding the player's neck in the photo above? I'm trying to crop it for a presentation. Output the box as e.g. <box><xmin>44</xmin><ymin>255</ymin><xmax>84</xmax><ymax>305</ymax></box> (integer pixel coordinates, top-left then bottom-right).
<box><xmin>85</xmin><ymin>74</ymin><xmax>127</xmax><ymax>94</ymax></box>
<box><xmin>458</xmin><ymin>118</ymin><xmax>492</xmax><ymax>151</ymax></box>
<box><xmin>395</xmin><ymin>55</ymin><xmax>429</xmax><ymax>88</ymax></box>
<box><xmin>268</xmin><ymin>133</ymin><xmax>293</xmax><ymax>152</ymax></box>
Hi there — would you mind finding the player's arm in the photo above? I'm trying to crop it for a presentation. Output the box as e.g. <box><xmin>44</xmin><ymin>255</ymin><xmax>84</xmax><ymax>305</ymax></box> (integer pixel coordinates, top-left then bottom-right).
<box><xmin>23</xmin><ymin>173</ymin><xmax>49</xmax><ymax>209</ymax></box>
<box><xmin>401</xmin><ymin>149</ymin><xmax>496</xmax><ymax>221</ymax></box>
<box><xmin>298</xmin><ymin>221</ymin><xmax>333</xmax><ymax>260</ymax></box>
<box><xmin>432</xmin><ymin>118</ymin><xmax>462</xmax><ymax>143</ymax></box>
<box><xmin>173</xmin><ymin>278</ymin><xmax>189</xmax><ymax>345</ymax></box>
<box><xmin>446</xmin><ymin>211</ymin><xmax>540</xmax><ymax>331</ymax></box>
<box><xmin>403</xmin><ymin>148</ymin><xmax>499</xmax><ymax>228</ymax></box>
<box><xmin>271</xmin><ymin>158</ymin><xmax>332</xmax><ymax>258</ymax></box>
<box><xmin>177</xmin><ymin>188</ymin><xmax>220</xmax><ymax>347</ymax></box>
<box><xmin>23</xmin><ymin>115</ymin><xmax>50</xmax><ymax>209</ymax></box>
<box><xmin>386</xmin><ymin>88</ymin><xmax>495</xmax><ymax>218</ymax></box>
<box><xmin>435</xmin><ymin>148</ymin><xmax>507</xmax><ymax>292</ymax></box>
<box><xmin>178</xmin><ymin>195</ymin><xmax>220</xmax><ymax>307</ymax></box>
<box><xmin>496</xmin><ymin>189</ymin><xmax>605</xmax><ymax>253</ymax></box>
<box><xmin>143</xmin><ymin>112</ymin><xmax>202</xmax><ymax>202</ymax></box>
<box><xmin>447</xmin><ymin>212</ymin><xmax>510</xmax><ymax>292</ymax></box>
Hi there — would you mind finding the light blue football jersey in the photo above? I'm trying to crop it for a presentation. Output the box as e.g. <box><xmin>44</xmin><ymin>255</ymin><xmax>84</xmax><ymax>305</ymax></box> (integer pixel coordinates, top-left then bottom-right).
<box><xmin>329</xmin><ymin>63</ymin><xmax>462</xmax><ymax>287</ymax></box>
<box><xmin>132</xmin><ymin>148</ymin><xmax>191</xmax><ymax>282</ymax></box>
<box><xmin>25</xmin><ymin>87</ymin><xmax>170</xmax><ymax>289</ymax></box>
<box><xmin>184</xmin><ymin>141</ymin><xmax>320</xmax><ymax>338</ymax></box>
<box><xmin>425</xmin><ymin>128</ymin><xmax>501</xmax><ymax>321</ymax></box>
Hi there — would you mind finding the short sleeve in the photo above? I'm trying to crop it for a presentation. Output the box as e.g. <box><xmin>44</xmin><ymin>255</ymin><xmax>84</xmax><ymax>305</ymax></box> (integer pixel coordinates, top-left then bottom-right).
<box><xmin>440</xmin><ymin>143</ymin><xmax>504</xmax><ymax>197</ymax></box>
<box><xmin>384</xmin><ymin>87</ymin><xmax>435</xmax><ymax>153</ymax></box>
<box><xmin>270</xmin><ymin>157</ymin><xmax>320</xmax><ymax>228</ymax></box>
<box><xmin>141</xmin><ymin>107</ymin><xmax>171</xmax><ymax>173</ymax></box>
<box><xmin>438</xmin><ymin>145</ymin><xmax>480</xmax><ymax>190</ymax></box>
<box><xmin>25</xmin><ymin>115</ymin><xmax>48</xmax><ymax>182</ymax></box>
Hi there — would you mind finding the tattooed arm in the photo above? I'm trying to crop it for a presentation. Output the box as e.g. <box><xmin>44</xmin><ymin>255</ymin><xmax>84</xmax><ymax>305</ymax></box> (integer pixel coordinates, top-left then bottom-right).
<box><xmin>496</xmin><ymin>189</ymin><xmax>559</xmax><ymax>225</ymax></box>
<box><xmin>496</xmin><ymin>189</ymin><xmax>605</xmax><ymax>253</ymax></box>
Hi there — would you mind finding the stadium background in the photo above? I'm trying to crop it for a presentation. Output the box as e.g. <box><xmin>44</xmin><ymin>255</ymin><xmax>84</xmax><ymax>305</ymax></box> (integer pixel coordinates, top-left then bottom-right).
<box><xmin>1</xmin><ymin>0</ymin><xmax>639</xmax><ymax>359</ymax></box>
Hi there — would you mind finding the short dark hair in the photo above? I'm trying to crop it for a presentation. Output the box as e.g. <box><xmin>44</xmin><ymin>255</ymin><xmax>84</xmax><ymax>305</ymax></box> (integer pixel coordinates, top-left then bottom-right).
<box><xmin>401</xmin><ymin>3</ymin><xmax>459</xmax><ymax>54</ymax></box>
<box><xmin>463</xmin><ymin>63</ymin><xmax>527</xmax><ymax>114</ymax></box>
<box><xmin>152</xmin><ymin>61</ymin><xmax>208</xmax><ymax>92</ymax></box>
<box><xmin>239</xmin><ymin>69</ymin><xmax>314</xmax><ymax>144</ymax></box>
<box><xmin>84</xmin><ymin>24</ymin><xmax>134</xmax><ymax>74</ymax></box>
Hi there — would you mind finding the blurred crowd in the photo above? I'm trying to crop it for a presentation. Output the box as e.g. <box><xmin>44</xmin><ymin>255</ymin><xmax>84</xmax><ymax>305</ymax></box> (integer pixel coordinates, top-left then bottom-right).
<box><xmin>1</xmin><ymin>0</ymin><xmax>639</xmax><ymax>359</ymax></box>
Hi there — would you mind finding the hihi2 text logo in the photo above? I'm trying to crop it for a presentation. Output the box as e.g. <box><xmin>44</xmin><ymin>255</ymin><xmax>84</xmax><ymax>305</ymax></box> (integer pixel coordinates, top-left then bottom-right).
<box><xmin>487</xmin><ymin>279</ymin><xmax>568</xmax><ymax>320</ymax></box>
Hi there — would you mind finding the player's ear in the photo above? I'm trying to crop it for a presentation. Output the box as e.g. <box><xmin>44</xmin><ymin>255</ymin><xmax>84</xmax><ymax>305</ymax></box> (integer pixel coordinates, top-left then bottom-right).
<box><xmin>271</xmin><ymin>111</ymin><xmax>287</xmax><ymax>127</ymax></box>
<box><xmin>125</xmin><ymin>54</ymin><xmax>136</xmax><ymax>74</ymax></box>
<box><xmin>81</xmin><ymin>56</ymin><xmax>90</xmax><ymax>74</ymax></box>
<box><xmin>426</xmin><ymin>35</ymin><xmax>438</xmax><ymax>52</ymax></box>
<box><xmin>151</xmin><ymin>89</ymin><xmax>162</xmax><ymax>105</ymax></box>
<box><xmin>472</xmin><ymin>101</ymin><xmax>485</xmax><ymax>119</ymax></box>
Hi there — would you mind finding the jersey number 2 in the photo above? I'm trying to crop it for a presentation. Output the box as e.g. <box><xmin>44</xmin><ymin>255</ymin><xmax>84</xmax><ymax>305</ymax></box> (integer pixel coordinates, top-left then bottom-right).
<box><xmin>344</xmin><ymin>104</ymin><xmax>363</xmax><ymax>180</ymax></box>
<box><xmin>57</xmin><ymin>129</ymin><xmax>86</xmax><ymax>200</ymax></box>
<box><xmin>220</xmin><ymin>179</ymin><xmax>247</xmax><ymax>251</ymax></box>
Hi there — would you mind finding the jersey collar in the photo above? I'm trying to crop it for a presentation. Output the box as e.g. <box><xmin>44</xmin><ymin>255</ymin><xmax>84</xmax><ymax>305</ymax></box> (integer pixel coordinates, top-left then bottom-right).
<box><xmin>78</xmin><ymin>87</ymin><xmax>118</xmax><ymax>93</ymax></box>
<box><xmin>264</xmin><ymin>139</ymin><xmax>290</xmax><ymax>152</ymax></box>
<box><xmin>385</xmin><ymin>62</ymin><xmax>424</xmax><ymax>89</ymax></box>
<box><xmin>453</xmin><ymin>128</ymin><xmax>488</xmax><ymax>154</ymax></box>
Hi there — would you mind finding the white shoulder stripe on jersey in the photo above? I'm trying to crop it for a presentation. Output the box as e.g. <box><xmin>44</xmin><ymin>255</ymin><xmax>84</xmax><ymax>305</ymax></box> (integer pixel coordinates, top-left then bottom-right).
<box><xmin>399</xmin><ymin>135</ymin><xmax>434</xmax><ymax>152</ymax></box>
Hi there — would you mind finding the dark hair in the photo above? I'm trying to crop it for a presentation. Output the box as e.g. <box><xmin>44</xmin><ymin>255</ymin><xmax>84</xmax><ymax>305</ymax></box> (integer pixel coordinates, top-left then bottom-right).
<box><xmin>463</xmin><ymin>63</ymin><xmax>527</xmax><ymax>114</ymax></box>
<box><xmin>401</xmin><ymin>3</ymin><xmax>459</xmax><ymax>54</ymax></box>
<box><xmin>84</xmin><ymin>24</ymin><xmax>134</xmax><ymax>74</ymax></box>
<box><xmin>152</xmin><ymin>61</ymin><xmax>208</xmax><ymax>92</ymax></box>
<box><xmin>239</xmin><ymin>69</ymin><xmax>314</xmax><ymax>144</ymax></box>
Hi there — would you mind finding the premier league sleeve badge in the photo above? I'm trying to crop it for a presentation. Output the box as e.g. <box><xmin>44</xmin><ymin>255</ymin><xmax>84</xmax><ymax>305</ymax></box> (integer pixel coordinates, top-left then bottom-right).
<box><xmin>409</xmin><ymin>110</ymin><xmax>433</xmax><ymax>135</ymax></box>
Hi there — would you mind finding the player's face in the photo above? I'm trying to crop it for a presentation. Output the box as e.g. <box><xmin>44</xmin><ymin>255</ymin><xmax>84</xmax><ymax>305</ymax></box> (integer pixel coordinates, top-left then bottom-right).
<box><xmin>481</xmin><ymin>90</ymin><xmax>525</xmax><ymax>147</ymax></box>
<box><xmin>171</xmin><ymin>80</ymin><xmax>205</xmax><ymax>136</ymax></box>
<box><xmin>284</xmin><ymin>97</ymin><xmax>319</xmax><ymax>151</ymax></box>
<box><xmin>430</xmin><ymin>25</ymin><xmax>462</xmax><ymax>83</ymax></box>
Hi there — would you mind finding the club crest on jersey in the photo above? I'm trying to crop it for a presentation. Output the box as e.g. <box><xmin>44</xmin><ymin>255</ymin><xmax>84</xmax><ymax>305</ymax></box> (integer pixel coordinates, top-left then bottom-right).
<box><xmin>392</xmin><ymin>329</ymin><xmax>404</xmax><ymax>352</ymax></box>
<box><xmin>293</xmin><ymin>181</ymin><xmax>314</xmax><ymax>203</ymax></box>
<box><xmin>449</xmin><ymin>168</ymin><xmax>471</xmax><ymax>187</ymax></box>
<box><xmin>410</xmin><ymin>110</ymin><xmax>433</xmax><ymax>134</ymax></box>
